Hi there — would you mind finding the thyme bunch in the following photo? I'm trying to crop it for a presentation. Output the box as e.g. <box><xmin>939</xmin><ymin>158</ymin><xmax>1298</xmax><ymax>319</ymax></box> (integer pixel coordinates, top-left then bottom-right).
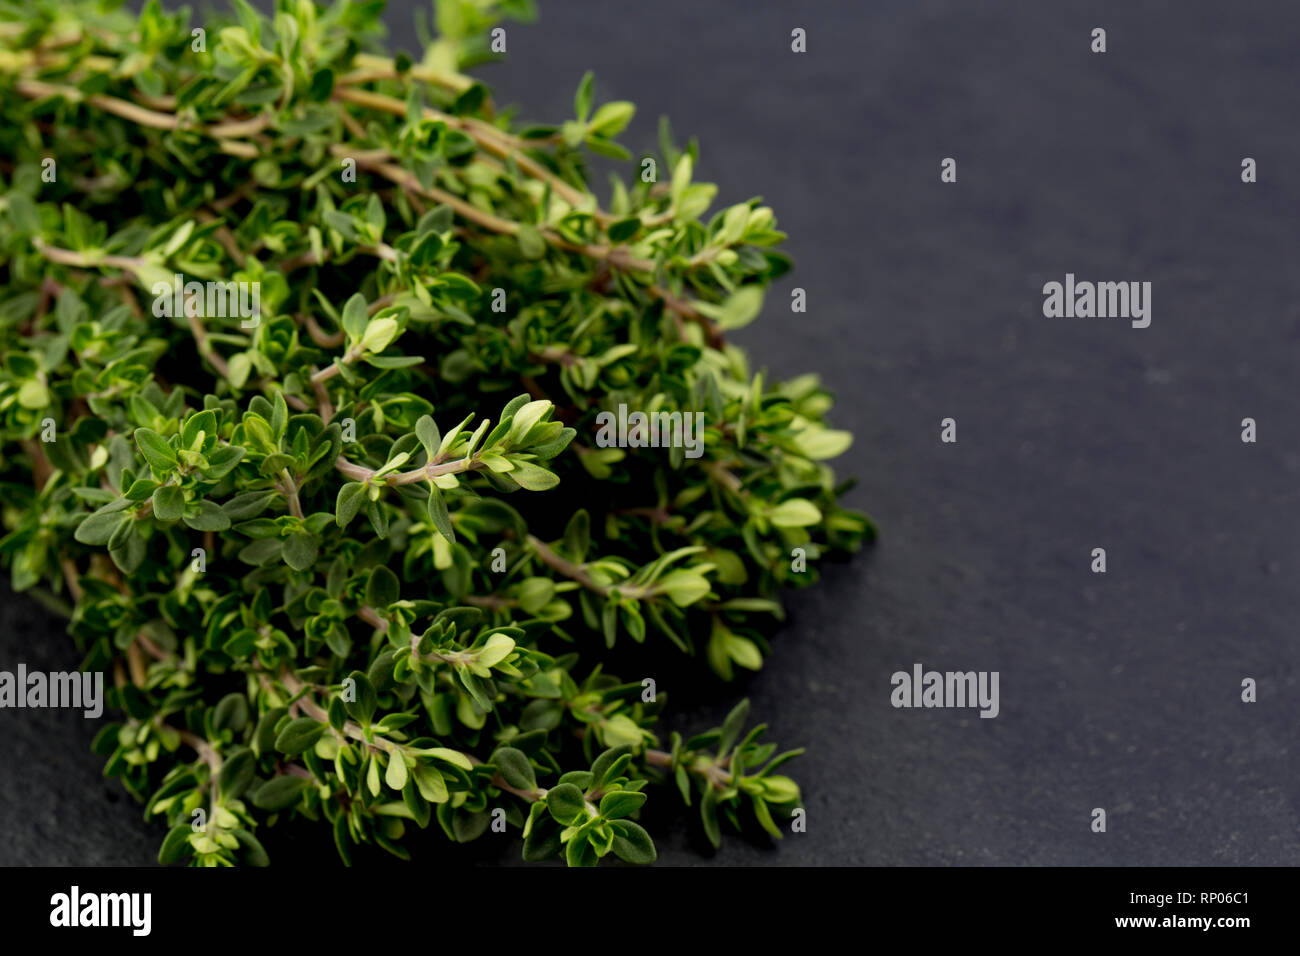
<box><xmin>0</xmin><ymin>0</ymin><xmax>871</xmax><ymax>865</ymax></box>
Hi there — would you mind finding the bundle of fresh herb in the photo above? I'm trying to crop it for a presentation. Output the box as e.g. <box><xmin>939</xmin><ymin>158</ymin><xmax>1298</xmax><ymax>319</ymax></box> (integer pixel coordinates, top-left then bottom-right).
<box><xmin>0</xmin><ymin>0</ymin><xmax>871</xmax><ymax>865</ymax></box>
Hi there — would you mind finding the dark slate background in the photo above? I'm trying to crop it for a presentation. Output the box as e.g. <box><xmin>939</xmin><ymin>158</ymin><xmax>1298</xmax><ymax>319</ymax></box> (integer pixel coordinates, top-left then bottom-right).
<box><xmin>3</xmin><ymin>0</ymin><xmax>1298</xmax><ymax>866</ymax></box>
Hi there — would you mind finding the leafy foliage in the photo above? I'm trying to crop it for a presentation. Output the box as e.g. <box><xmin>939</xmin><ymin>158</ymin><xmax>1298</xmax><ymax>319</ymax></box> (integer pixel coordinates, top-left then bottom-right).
<box><xmin>0</xmin><ymin>0</ymin><xmax>872</xmax><ymax>865</ymax></box>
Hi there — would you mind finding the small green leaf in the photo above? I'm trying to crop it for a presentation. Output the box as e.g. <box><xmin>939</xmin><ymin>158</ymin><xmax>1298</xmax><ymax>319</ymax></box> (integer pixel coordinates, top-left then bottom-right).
<box><xmin>342</xmin><ymin>671</ymin><xmax>377</xmax><ymax>725</ymax></box>
<box><xmin>212</xmin><ymin>693</ymin><xmax>250</xmax><ymax>732</ymax></box>
<box><xmin>700</xmin><ymin>787</ymin><xmax>721</xmax><ymax>848</ymax></box>
<box><xmin>760</xmin><ymin>774</ymin><xmax>801</xmax><ymax>804</ymax></box>
<box><xmin>183</xmin><ymin>499</ymin><xmax>231</xmax><ymax>531</ymax></box>
<box><xmin>151</xmin><ymin>485</ymin><xmax>184</xmax><ymax>521</ymax></box>
<box><xmin>158</xmin><ymin>825</ymin><xmax>193</xmax><ymax>865</ymax></box>
<box><xmin>218</xmin><ymin>748</ymin><xmax>256</xmax><ymax>800</ymax></box>
<box><xmin>727</xmin><ymin>633</ymin><xmax>763</xmax><ymax>670</ymax></box>
<box><xmin>415</xmin><ymin>415</ymin><xmax>440</xmax><ymax>458</ymax></box>
<box><xmin>573</xmin><ymin>70</ymin><xmax>593</xmax><ymax>122</ymax></box>
<box><xmin>598</xmin><ymin>790</ymin><xmax>646</xmax><ymax>820</ymax></box>
<box><xmin>283</xmin><ymin>531</ymin><xmax>318</xmax><ymax>570</ymax></box>
<box><xmin>565</xmin><ymin>830</ymin><xmax>598</xmax><ymax>867</ymax></box>
<box><xmin>360</xmin><ymin>316</ymin><xmax>400</xmax><ymax>353</ymax></box>
<box><xmin>506</xmin><ymin>460</ymin><xmax>559</xmax><ymax>490</ymax></box>
<box><xmin>275</xmin><ymin>718</ymin><xmax>327</xmax><ymax>755</ymax></box>
<box><xmin>717</xmin><ymin>698</ymin><xmax>750</xmax><ymax>756</ymax></box>
<box><xmin>476</xmin><ymin>632</ymin><xmax>516</xmax><ymax>668</ymax></box>
<box><xmin>426</xmin><ymin>484</ymin><xmax>454</xmax><ymax>542</ymax></box>
<box><xmin>717</xmin><ymin>285</ymin><xmax>764</xmax><ymax>331</ymax></box>
<box><xmin>335</xmin><ymin>481</ymin><xmax>366</xmax><ymax>527</ymax></box>
<box><xmin>767</xmin><ymin>498</ymin><xmax>822</xmax><ymax>528</ymax></box>
<box><xmin>412</xmin><ymin>763</ymin><xmax>448</xmax><ymax>803</ymax></box>
<box><xmin>340</xmin><ymin>293</ymin><xmax>368</xmax><ymax>341</ymax></box>
<box><xmin>423</xmin><ymin>747</ymin><xmax>473</xmax><ymax>771</ymax></box>
<box><xmin>493</xmin><ymin>747</ymin><xmax>536</xmax><ymax>791</ymax></box>
<box><xmin>75</xmin><ymin>503</ymin><xmax>131</xmax><ymax>546</ymax></box>
<box><xmin>610</xmin><ymin>819</ymin><xmax>656</xmax><ymax>863</ymax></box>
<box><xmin>135</xmin><ymin>428</ymin><xmax>178</xmax><ymax>474</ymax></box>
<box><xmin>588</xmin><ymin>100</ymin><xmax>635</xmax><ymax>138</ymax></box>
<box><xmin>365</xmin><ymin>565</ymin><xmax>400</xmax><ymax>608</ymax></box>
<box><xmin>385</xmin><ymin>753</ymin><xmax>409</xmax><ymax>791</ymax></box>
<box><xmin>562</xmin><ymin>509</ymin><xmax>590</xmax><ymax>561</ymax></box>
<box><xmin>233</xmin><ymin>828</ymin><xmax>270</xmax><ymax>866</ymax></box>
<box><xmin>656</xmin><ymin>570</ymin><xmax>712</xmax><ymax>607</ymax></box>
<box><xmin>545</xmin><ymin>783</ymin><xmax>588</xmax><ymax>826</ymax></box>
<box><xmin>515</xmin><ymin>577</ymin><xmax>555</xmax><ymax>615</ymax></box>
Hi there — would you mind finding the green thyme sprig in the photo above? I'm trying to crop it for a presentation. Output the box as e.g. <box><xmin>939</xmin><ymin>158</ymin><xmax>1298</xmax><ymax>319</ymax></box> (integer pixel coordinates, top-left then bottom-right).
<box><xmin>0</xmin><ymin>0</ymin><xmax>872</xmax><ymax>865</ymax></box>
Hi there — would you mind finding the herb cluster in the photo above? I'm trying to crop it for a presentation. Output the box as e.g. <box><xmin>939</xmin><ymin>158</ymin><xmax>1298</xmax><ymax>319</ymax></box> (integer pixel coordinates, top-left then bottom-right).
<box><xmin>0</xmin><ymin>0</ymin><xmax>871</xmax><ymax>865</ymax></box>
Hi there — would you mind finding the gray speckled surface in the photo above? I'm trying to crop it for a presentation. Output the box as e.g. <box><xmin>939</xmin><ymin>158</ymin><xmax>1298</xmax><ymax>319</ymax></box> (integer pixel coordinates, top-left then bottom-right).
<box><xmin>2</xmin><ymin>0</ymin><xmax>1298</xmax><ymax>866</ymax></box>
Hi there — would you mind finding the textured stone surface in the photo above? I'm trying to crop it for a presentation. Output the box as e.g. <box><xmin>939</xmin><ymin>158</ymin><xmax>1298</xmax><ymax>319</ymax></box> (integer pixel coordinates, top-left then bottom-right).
<box><xmin>1</xmin><ymin>0</ymin><xmax>1297</xmax><ymax>865</ymax></box>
